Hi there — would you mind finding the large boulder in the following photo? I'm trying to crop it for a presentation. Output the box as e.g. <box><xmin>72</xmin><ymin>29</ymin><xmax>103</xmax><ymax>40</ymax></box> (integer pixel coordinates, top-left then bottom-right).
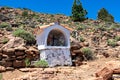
<box><xmin>2</xmin><ymin>37</ymin><xmax>24</xmax><ymax>49</ymax></box>
<box><xmin>95</xmin><ymin>67</ymin><xmax>113</xmax><ymax>80</ymax></box>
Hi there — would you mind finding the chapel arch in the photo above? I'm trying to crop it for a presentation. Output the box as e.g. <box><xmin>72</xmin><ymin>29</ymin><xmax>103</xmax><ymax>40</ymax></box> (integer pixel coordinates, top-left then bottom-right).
<box><xmin>47</xmin><ymin>29</ymin><xmax>67</xmax><ymax>46</ymax></box>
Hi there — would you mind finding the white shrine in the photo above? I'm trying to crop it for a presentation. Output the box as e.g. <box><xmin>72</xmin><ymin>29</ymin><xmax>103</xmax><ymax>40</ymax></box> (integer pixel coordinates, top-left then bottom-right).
<box><xmin>34</xmin><ymin>22</ymin><xmax>72</xmax><ymax>67</ymax></box>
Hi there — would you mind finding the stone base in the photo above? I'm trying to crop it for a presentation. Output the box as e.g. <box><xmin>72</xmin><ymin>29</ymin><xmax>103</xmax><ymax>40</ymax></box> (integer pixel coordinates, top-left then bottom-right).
<box><xmin>40</xmin><ymin>48</ymin><xmax>72</xmax><ymax>67</ymax></box>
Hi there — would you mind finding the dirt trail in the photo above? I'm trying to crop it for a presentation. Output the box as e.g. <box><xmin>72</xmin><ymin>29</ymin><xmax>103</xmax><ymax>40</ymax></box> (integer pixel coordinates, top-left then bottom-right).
<box><xmin>2</xmin><ymin>58</ymin><xmax>119</xmax><ymax>80</ymax></box>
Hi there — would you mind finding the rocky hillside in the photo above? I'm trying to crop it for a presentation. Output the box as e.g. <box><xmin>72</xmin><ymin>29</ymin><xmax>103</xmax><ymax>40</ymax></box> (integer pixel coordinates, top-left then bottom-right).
<box><xmin>0</xmin><ymin>7</ymin><xmax>120</xmax><ymax>67</ymax></box>
<box><xmin>0</xmin><ymin>6</ymin><xmax>120</xmax><ymax>80</ymax></box>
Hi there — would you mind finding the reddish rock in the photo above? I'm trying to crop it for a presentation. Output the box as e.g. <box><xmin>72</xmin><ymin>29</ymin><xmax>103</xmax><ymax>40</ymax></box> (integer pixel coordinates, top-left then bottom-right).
<box><xmin>73</xmin><ymin>50</ymin><xmax>83</xmax><ymax>55</ymax></box>
<box><xmin>95</xmin><ymin>67</ymin><xmax>113</xmax><ymax>80</ymax></box>
<box><xmin>71</xmin><ymin>45</ymin><xmax>81</xmax><ymax>50</ymax></box>
<box><xmin>1</xmin><ymin>37</ymin><xmax>24</xmax><ymax>49</ymax></box>
<box><xmin>3</xmin><ymin>48</ymin><xmax>15</xmax><ymax>55</ymax></box>
<box><xmin>2</xmin><ymin>61</ymin><xmax>13</xmax><ymax>67</ymax></box>
<box><xmin>0</xmin><ymin>49</ymin><xmax>2</xmax><ymax>53</ymax></box>
<box><xmin>13</xmin><ymin>60</ymin><xmax>25</xmax><ymax>68</ymax></box>
<box><xmin>117</xmin><ymin>41</ymin><xmax>120</xmax><ymax>46</ymax></box>
<box><xmin>0</xmin><ymin>66</ymin><xmax>6</xmax><ymax>72</ymax></box>
<box><xmin>94</xmin><ymin>77</ymin><xmax>103</xmax><ymax>80</ymax></box>
<box><xmin>14</xmin><ymin>46</ymin><xmax>26</xmax><ymax>51</ymax></box>
<box><xmin>15</xmin><ymin>51</ymin><xmax>25</xmax><ymax>56</ymax></box>
<box><xmin>113</xmin><ymin>68</ymin><xmax>120</xmax><ymax>74</ymax></box>
<box><xmin>25</xmin><ymin>47</ymin><xmax>39</xmax><ymax>55</ymax></box>
<box><xmin>16</xmin><ymin>55</ymin><xmax>26</xmax><ymax>60</ymax></box>
<box><xmin>83</xmin><ymin>42</ymin><xmax>89</xmax><ymax>46</ymax></box>
<box><xmin>0</xmin><ymin>53</ymin><xmax>2</xmax><ymax>56</ymax></box>
<box><xmin>2</xmin><ymin>54</ymin><xmax>9</xmax><ymax>59</ymax></box>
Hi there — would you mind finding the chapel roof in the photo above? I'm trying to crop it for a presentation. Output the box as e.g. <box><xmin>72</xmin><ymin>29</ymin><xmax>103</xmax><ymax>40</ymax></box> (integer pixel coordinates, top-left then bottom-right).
<box><xmin>34</xmin><ymin>22</ymin><xmax>73</xmax><ymax>35</ymax></box>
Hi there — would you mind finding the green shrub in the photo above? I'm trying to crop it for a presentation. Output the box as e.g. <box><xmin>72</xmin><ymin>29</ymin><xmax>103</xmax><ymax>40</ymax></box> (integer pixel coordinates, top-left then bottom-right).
<box><xmin>79</xmin><ymin>36</ymin><xmax>85</xmax><ymax>42</ymax></box>
<box><xmin>13</xmin><ymin>29</ymin><xmax>35</xmax><ymax>45</ymax></box>
<box><xmin>107</xmin><ymin>39</ymin><xmax>117</xmax><ymax>47</ymax></box>
<box><xmin>77</xmin><ymin>25</ymin><xmax>86</xmax><ymax>30</ymax></box>
<box><xmin>115</xmin><ymin>36</ymin><xmax>120</xmax><ymax>41</ymax></box>
<box><xmin>34</xmin><ymin>60</ymin><xmax>48</xmax><ymax>68</ymax></box>
<box><xmin>25</xmin><ymin>58</ymin><xmax>30</xmax><ymax>67</ymax></box>
<box><xmin>22</xmin><ymin>10</ymin><xmax>28</xmax><ymax>17</ymax></box>
<box><xmin>2</xmin><ymin>38</ymin><xmax>9</xmax><ymax>44</ymax></box>
<box><xmin>0</xmin><ymin>22</ymin><xmax>10</xmax><ymax>28</ymax></box>
<box><xmin>110</xmin><ymin>24</ymin><xmax>120</xmax><ymax>30</ymax></box>
<box><xmin>81</xmin><ymin>47</ymin><xmax>94</xmax><ymax>60</ymax></box>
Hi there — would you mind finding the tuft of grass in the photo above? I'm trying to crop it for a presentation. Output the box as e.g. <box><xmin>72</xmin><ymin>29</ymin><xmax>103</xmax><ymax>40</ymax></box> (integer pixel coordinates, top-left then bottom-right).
<box><xmin>115</xmin><ymin>36</ymin><xmax>120</xmax><ymax>41</ymax></box>
<box><xmin>0</xmin><ymin>22</ymin><xmax>10</xmax><ymax>28</ymax></box>
<box><xmin>107</xmin><ymin>39</ymin><xmax>117</xmax><ymax>47</ymax></box>
<box><xmin>0</xmin><ymin>73</ymin><xmax>2</xmax><ymax>80</ymax></box>
<box><xmin>34</xmin><ymin>60</ymin><xmax>48</xmax><ymax>68</ymax></box>
<box><xmin>25</xmin><ymin>58</ymin><xmax>30</xmax><ymax>67</ymax></box>
<box><xmin>79</xmin><ymin>36</ymin><xmax>85</xmax><ymax>42</ymax></box>
<box><xmin>81</xmin><ymin>47</ymin><xmax>94</xmax><ymax>60</ymax></box>
<box><xmin>13</xmin><ymin>28</ymin><xmax>35</xmax><ymax>45</ymax></box>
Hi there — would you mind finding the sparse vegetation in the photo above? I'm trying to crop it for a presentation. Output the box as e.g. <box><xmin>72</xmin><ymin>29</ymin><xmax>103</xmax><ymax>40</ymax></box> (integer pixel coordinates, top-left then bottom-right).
<box><xmin>79</xmin><ymin>36</ymin><xmax>85</xmax><ymax>42</ymax></box>
<box><xmin>25</xmin><ymin>58</ymin><xmax>31</xmax><ymax>67</ymax></box>
<box><xmin>22</xmin><ymin>10</ymin><xmax>28</xmax><ymax>17</ymax></box>
<box><xmin>34</xmin><ymin>60</ymin><xmax>48</xmax><ymax>68</ymax></box>
<box><xmin>13</xmin><ymin>28</ymin><xmax>35</xmax><ymax>45</ymax></box>
<box><xmin>81</xmin><ymin>47</ymin><xmax>94</xmax><ymax>60</ymax></box>
<box><xmin>2</xmin><ymin>38</ymin><xmax>9</xmax><ymax>44</ymax></box>
<box><xmin>115</xmin><ymin>36</ymin><xmax>120</xmax><ymax>41</ymax></box>
<box><xmin>0</xmin><ymin>22</ymin><xmax>10</xmax><ymax>28</ymax></box>
<box><xmin>0</xmin><ymin>73</ymin><xmax>2</xmax><ymax>80</ymax></box>
<box><xmin>107</xmin><ymin>39</ymin><xmax>117</xmax><ymax>47</ymax></box>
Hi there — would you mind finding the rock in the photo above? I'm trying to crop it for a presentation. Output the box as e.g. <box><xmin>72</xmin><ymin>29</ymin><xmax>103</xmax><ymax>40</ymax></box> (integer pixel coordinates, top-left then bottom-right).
<box><xmin>117</xmin><ymin>41</ymin><xmax>120</xmax><ymax>46</ymax></box>
<box><xmin>0</xmin><ymin>66</ymin><xmax>6</xmax><ymax>72</ymax></box>
<box><xmin>14</xmin><ymin>46</ymin><xmax>26</xmax><ymax>51</ymax></box>
<box><xmin>13</xmin><ymin>60</ymin><xmax>25</xmax><ymax>68</ymax></box>
<box><xmin>83</xmin><ymin>42</ymin><xmax>89</xmax><ymax>46</ymax></box>
<box><xmin>19</xmin><ymin>68</ymin><xmax>39</xmax><ymax>72</ymax></box>
<box><xmin>2</xmin><ymin>37</ymin><xmax>24</xmax><ymax>49</ymax></box>
<box><xmin>25</xmin><ymin>47</ymin><xmax>39</xmax><ymax>54</ymax></box>
<box><xmin>2</xmin><ymin>54</ymin><xmax>9</xmax><ymax>58</ymax></box>
<box><xmin>0</xmin><ymin>49</ymin><xmax>2</xmax><ymax>53</ymax></box>
<box><xmin>105</xmin><ymin>61</ymin><xmax>120</xmax><ymax>70</ymax></box>
<box><xmin>2</xmin><ymin>61</ymin><xmax>13</xmax><ymax>67</ymax></box>
<box><xmin>113</xmin><ymin>68</ymin><xmax>120</xmax><ymax>74</ymax></box>
<box><xmin>71</xmin><ymin>45</ymin><xmax>81</xmax><ymax>50</ymax></box>
<box><xmin>16</xmin><ymin>55</ymin><xmax>26</xmax><ymax>60</ymax></box>
<box><xmin>94</xmin><ymin>77</ymin><xmax>103</xmax><ymax>80</ymax></box>
<box><xmin>95</xmin><ymin>67</ymin><xmax>113</xmax><ymax>80</ymax></box>
<box><xmin>6</xmin><ymin>67</ymin><xmax>14</xmax><ymax>71</ymax></box>
<box><xmin>2</xmin><ymin>48</ymin><xmax>15</xmax><ymax>55</ymax></box>
<box><xmin>112</xmin><ymin>74</ymin><xmax>120</xmax><ymax>80</ymax></box>
<box><xmin>43</xmin><ymin>68</ymin><xmax>57</xmax><ymax>74</ymax></box>
<box><xmin>15</xmin><ymin>51</ymin><xmax>25</xmax><ymax>56</ymax></box>
<box><xmin>73</xmin><ymin>49</ymin><xmax>82</xmax><ymax>54</ymax></box>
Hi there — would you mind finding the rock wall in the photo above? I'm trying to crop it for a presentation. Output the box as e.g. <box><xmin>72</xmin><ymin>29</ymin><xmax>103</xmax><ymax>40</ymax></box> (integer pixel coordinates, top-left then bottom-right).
<box><xmin>0</xmin><ymin>46</ymin><xmax>39</xmax><ymax>68</ymax></box>
<box><xmin>0</xmin><ymin>30</ymin><xmax>39</xmax><ymax>68</ymax></box>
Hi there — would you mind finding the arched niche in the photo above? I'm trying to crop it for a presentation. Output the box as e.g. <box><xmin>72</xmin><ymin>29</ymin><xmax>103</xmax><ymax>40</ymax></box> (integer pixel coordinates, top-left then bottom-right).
<box><xmin>47</xmin><ymin>29</ymin><xmax>67</xmax><ymax>46</ymax></box>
